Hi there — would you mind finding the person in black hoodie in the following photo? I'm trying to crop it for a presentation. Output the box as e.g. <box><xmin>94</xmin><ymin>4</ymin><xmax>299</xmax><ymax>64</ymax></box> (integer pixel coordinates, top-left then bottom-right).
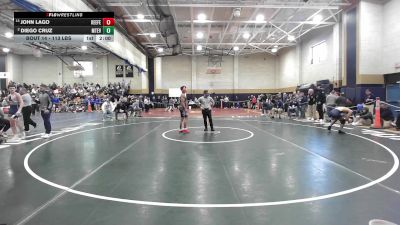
<box><xmin>316</xmin><ymin>87</ymin><xmax>326</xmax><ymax>122</ymax></box>
<box><xmin>380</xmin><ymin>103</ymin><xmax>394</xmax><ymax>128</ymax></box>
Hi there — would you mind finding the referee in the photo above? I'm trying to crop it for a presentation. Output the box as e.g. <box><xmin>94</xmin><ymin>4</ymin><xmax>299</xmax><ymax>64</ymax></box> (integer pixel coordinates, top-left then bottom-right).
<box><xmin>198</xmin><ymin>90</ymin><xmax>215</xmax><ymax>131</ymax></box>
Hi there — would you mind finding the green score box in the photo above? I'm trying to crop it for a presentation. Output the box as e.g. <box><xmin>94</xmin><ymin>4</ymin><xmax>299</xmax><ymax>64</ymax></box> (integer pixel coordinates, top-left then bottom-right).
<box><xmin>103</xmin><ymin>26</ymin><xmax>114</xmax><ymax>35</ymax></box>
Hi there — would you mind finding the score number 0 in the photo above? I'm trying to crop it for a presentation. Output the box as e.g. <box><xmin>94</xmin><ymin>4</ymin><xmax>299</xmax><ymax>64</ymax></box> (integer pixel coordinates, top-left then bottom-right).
<box><xmin>102</xmin><ymin>18</ymin><xmax>115</xmax><ymax>26</ymax></box>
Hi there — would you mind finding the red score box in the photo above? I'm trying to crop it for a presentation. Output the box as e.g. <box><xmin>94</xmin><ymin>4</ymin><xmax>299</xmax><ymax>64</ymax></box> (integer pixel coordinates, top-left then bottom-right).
<box><xmin>102</xmin><ymin>18</ymin><xmax>115</xmax><ymax>26</ymax></box>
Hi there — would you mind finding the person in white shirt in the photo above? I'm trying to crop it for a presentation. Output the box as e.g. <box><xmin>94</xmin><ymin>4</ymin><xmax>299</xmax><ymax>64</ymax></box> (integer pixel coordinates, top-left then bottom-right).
<box><xmin>101</xmin><ymin>98</ymin><xmax>113</xmax><ymax>121</ymax></box>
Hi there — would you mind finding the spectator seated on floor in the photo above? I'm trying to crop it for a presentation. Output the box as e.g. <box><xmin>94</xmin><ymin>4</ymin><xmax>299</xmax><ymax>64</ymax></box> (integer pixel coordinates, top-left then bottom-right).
<box><xmin>52</xmin><ymin>96</ymin><xmax>61</xmax><ymax>112</ymax></box>
<box><xmin>271</xmin><ymin>98</ymin><xmax>284</xmax><ymax>119</ymax></box>
<box><xmin>353</xmin><ymin>107</ymin><xmax>373</xmax><ymax>126</ymax></box>
<box><xmin>101</xmin><ymin>99</ymin><xmax>113</xmax><ymax>121</ymax></box>
<box><xmin>114</xmin><ymin>97</ymin><xmax>129</xmax><ymax>120</ymax></box>
<box><xmin>144</xmin><ymin>97</ymin><xmax>151</xmax><ymax>112</ymax></box>
<box><xmin>0</xmin><ymin>107</ymin><xmax>11</xmax><ymax>138</ymax></box>
<box><xmin>130</xmin><ymin>99</ymin><xmax>142</xmax><ymax>117</ymax></box>
<box><xmin>287</xmin><ymin>99</ymin><xmax>299</xmax><ymax>119</ymax></box>
<box><xmin>261</xmin><ymin>100</ymin><xmax>272</xmax><ymax>116</ymax></box>
<box><xmin>166</xmin><ymin>98</ymin><xmax>175</xmax><ymax>112</ymax></box>
<box><xmin>188</xmin><ymin>99</ymin><xmax>196</xmax><ymax>109</ymax></box>
<box><xmin>395</xmin><ymin>111</ymin><xmax>400</xmax><ymax>130</ymax></box>
<box><xmin>379</xmin><ymin>103</ymin><xmax>395</xmax><ymax>128</ymax></box>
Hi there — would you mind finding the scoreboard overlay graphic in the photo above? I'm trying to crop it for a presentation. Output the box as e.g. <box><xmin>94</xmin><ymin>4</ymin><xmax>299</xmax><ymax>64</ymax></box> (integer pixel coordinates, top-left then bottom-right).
<box><xmin>14</xmin><ymin>12</ymin><xmax>114</xmax><ymax>42</ymax></box>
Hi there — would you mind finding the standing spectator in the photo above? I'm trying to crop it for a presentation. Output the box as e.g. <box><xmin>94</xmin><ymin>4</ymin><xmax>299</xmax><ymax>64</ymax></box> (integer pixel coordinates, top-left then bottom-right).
<box><xmin>262</xmin><ymin>99</ymin><xmax>272</xmax><ymax>116</ymax></box>
<box><xmin>39</xmin><ymin>84</ymin><xmax>53</xmax><ymax>139</ymax></box>
<box><xmin>251</xmin><ymin>95</ymin><xmax>257</xmax><ymax>109</ymax></box>
<box><xmin>223</xmin><ymin>96</ymin><xmax>229</xmax><ymax>109</ymax></box>
<box><xmin>316</xmin><ymin>88</ymin><xmax>326</xmax><ymax>123</ymax></box>
<box><xmin>144</xmin><ymin>97</ymin><xmax>150</xmax><ymax>112</ymax></box>
<box><xmin>20</xmin><ymin>88</ymin><xmax>37</xmax><ymax>132</ymax></box>
<box><xmin>31</xmin><ymin>91</ymin><xmax>39</xmax><ymax>116</ymax></box>
<box><xmin>307</xmin><ymin>89</ymin><xmax>317</xmax><ymax>120</ymax></box>
<box><xmin>325</xmin><ymin>90</ymin><xmax>338</xmax><ymax>121</ymax></box>
<box><xmin>297</xmin><ymin>92</ymin><xmax>308</xmax><ymax>119</ymax></box>
<box><xmin>364</xmin><ymin>89</ymin><xmax>375</xmax><ymax>114</ymax></box>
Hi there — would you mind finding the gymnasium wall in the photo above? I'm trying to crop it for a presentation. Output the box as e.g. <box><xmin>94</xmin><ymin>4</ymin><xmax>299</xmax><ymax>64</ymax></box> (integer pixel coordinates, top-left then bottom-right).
<box><xmin>300</xmin><ymin>25</ymin><xmax>340</xmax><ymax>84</ymax></box>
<box><xmin>238</xmin><ymin>54</ymin><xmax>276</xmax><ymax>90</ymax></box>
<box><xmin>6</xmin><ymin>54</ymin><xmax>148</xmax><ymax>93</ymax></box>
<box><xmin>5</xmin><ymin>53</ymin><xmax>23</xmax><ymax>82</ymax></box>
<box><xmin>157</xmin><ymin>53</ymin><xmax>277</xmax><ymax>94</ymax></box>
<box><xmin>382</xmin><ymin>0</ymin><xmax>400</xmax><ymax>75</ymax></box>
<box><xmin>276</xmin><ymin>46</ymin><xmax>299</xmax><ymax>90</ymax></box>
<box><xmin>359</xmin><ymin>0</ymin><xmax>383</xmax><ymax>76</ymax></box>
<box><xmin>276</xmin><ymin>25</ymin><xmax>340</xmax><ymax>89</ymax></box>
<box><xmin>358</xmin><ymin>0</ymin><xmax>400</xmax><ymax>81</ymax></box>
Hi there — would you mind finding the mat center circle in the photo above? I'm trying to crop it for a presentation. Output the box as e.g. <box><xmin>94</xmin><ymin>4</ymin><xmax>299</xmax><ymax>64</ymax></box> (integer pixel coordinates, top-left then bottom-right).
<box><xmin>161</xmin><ymin>126</ymin><xmax>254</xmax><ymax>144</ymax></box>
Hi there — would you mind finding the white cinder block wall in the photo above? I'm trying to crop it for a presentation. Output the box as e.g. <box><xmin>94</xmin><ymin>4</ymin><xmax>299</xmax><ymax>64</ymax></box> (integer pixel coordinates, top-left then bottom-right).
<box><xmin>159</xmin><ymin>54</ymin><xmax>276</xmax><ymax>91</ymax></box>
<box><xmin>359</xmin><ymin>0</ymin><xmax>383</xmax><ymax>75</ymax></box>
<box><xmin>300</xmin><ymin>26</ymin><xmax>338</xmax><ymax>84</ymax></box>
<box><xmin>274</xmin><ymin>25</ymin><xmax>339</xmax><ymax>89</ymax></box>
<box><xmin>157</xmin><ymin>26</ymin><xmax>339</xmax><ymax>93</ymax></box>
<box><xmin>160</xmin><ymin>55</ymin><xmax>192</xmax><ymax>89</ymax></box>
<box><xmin>382</xmin><ymin>0</ymin><xmax>400</xmax><ymax>74</ymax></box>
<box><xmin>276</xmin><ymin>47</ymin><xmax>299</xmax><ymax>89</ymax></box>
<box><xmin>8</xmin><ymin>54</ymin><xmax>146</xmax><ymax>91</ymax></box>
<box><xmin>359</xmin><ymin>0</ymin><xmax>400</xmax><ymax>75</ymax></box>
<box><xmin>196</xmin><ymin>56</ymin><xmax>234</xmax><ymax>90</ymax></box>
<box><xmin>5</xmin><ymin>53</ymin><xmax>23</xmax><ymax>82</ymax></box>
<box><xmin>21</xmin><ymin>55</ymin><xmax>62</xmax><ymax>85</ymax></box>
<box><xmin>238</xmin><ymin>54</ymin><xmax>275</xmax><ymax>89</ymax></box>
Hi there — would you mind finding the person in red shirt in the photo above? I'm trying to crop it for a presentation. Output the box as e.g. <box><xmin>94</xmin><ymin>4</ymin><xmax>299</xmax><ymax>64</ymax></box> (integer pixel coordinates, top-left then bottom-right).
<box><xmin>251</xmin><ymin>96</ymin><xmax>257</xmax><ymax>109</ymax></box>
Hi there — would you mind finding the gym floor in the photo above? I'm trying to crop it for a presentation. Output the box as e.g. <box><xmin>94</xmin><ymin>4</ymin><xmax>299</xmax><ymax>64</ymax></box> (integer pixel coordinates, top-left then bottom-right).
<box><xmin>1</xmin><ymin>109</ymin><xmax>400</xmax><ymax>225</ymax></box>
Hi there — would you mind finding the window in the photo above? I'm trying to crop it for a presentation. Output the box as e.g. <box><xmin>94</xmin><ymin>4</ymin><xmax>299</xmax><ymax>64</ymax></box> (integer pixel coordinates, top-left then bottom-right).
<box><xmin>311</xmin><ymin>41</ymin><xmax>327</xmax><ymax>64</ymax></box>
<box><xmin>73</xmin><ymin>61</ymin><xmax>93</xmax><ymax>77</ymax></box>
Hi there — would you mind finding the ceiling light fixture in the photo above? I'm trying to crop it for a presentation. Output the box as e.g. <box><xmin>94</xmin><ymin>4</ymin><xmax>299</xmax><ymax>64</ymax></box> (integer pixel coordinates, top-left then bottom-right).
<box><xmin>243</xmin><ymin>32</ymin><xmax>250</xmax><ymax>39</ymax></box>
<box><xmin>255</xmin><ymin>14</ymin><xmax>265</xmax><ymax>22</ymax></box>
<box><xmin>137</xmin><ymin>14</ymin><xmax>145</xmax><ymax>19</ymax></box>
<box><xmin>233</xmin><ymin>46</ymin><xmax>240</xmax><ymax>51</ymax></box>
<box><xmin>157</xmin><ymin>47</ymin><xmax>164</xmax><ymax>53</ymax></box>
<box><xmin>81</xmin><ymin>45</ymin><xmax>88</xmax><ymax>50</ymax></box>
<box><xmin>313</xmin><ymin>14</ymin><xmax>323</xmax><ymax>23</ymax></box>
<box><xmin>197</xmin><ymin>13</ymin><xmax>206</xmax><ymax>21</ymax></box>
<box><xmin>271</xmin><ymin>48</ymin><xmax>278</xmax><ymax>53</ymax></box>
<box><xmin>233</xmin><ymin>8</ymin><xmax>241</xmax><ymax>18</ymax></box>
<box><xmin>196</xmin><ymin>32</ymin><xmax>204</xmax><ymax>39</ymax></box>
<box><xmin>5</xmin><ymin>32</ymin><xmax>13</xmax><ymax>39</ymax></box>
<box><xmin>2</xmin><ymin>48</ymin><xmax>10</xmax><ymax>53</ymax></box>
<box><xmin>197</xmin><ymin>45</ymin><xmax>202</xmax><ymax>51</ymax></box>
<box><xmin>287</xmin><ymin>35</ymin><xmax>295</xmax><ymax>41</ymax></box>
<box><xmin>149</xmin><ymin>33</ymin><xmax>156</xmax><ymax>38</ymax></box>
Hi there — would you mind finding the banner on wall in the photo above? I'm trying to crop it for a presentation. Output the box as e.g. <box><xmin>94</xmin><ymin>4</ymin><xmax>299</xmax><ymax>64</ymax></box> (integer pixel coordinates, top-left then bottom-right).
<box><xmin>125</xmin><ymin>65</ymin><xmax>133</xmax><ymax>78</ymax></box>
<box><xmin>116</xmin><ymin>65</ymin><xmax>124</xmax><ymax>78</ymax></box>
<box><xmin>0</xmin><ymin>72</ymin><xmax>10</xmax><ymax>78</ymax></box>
